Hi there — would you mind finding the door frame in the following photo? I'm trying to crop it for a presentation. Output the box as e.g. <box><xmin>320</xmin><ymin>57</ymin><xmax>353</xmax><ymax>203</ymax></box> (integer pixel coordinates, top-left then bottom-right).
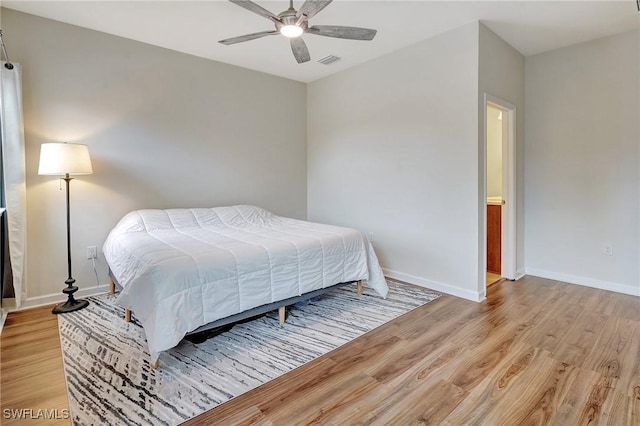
<box><xmin>483</xmin><ymin>94</ymin><xmax>517</xmax><ymax>287</ymax></box>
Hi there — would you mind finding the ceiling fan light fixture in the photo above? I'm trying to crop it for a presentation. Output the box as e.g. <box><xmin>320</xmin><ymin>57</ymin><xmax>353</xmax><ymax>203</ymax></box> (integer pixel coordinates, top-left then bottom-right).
<box><xmin>280</xmin><ymin>24</ymin><xmax>303</xmax><ymax>38</ymax></box>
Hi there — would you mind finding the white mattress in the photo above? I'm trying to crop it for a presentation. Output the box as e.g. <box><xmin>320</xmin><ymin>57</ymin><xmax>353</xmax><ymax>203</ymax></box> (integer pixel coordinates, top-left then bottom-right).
<box><xmin>103</xmin><ymin>205</ymin><xmax>388</xmax><ymax>362</ymax></box>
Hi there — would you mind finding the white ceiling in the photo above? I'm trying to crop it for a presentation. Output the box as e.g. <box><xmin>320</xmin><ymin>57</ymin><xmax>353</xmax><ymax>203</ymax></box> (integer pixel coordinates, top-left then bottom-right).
<box><xmin>4</xmin><ymin>1</ymin><xmax>639</xmax><ymax>82</ymax></box>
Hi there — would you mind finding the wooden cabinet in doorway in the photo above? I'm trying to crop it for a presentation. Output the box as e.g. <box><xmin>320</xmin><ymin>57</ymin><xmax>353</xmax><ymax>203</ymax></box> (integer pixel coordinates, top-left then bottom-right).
<box><xmin>487</xmin><ymin>204</ymin><xmax>501</xmax><ymax>274</ymax></box>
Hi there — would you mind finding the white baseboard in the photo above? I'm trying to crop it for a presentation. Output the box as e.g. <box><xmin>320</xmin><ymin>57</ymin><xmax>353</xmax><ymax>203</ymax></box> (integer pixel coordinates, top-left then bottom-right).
<box><xmin>525</xmin><ymin>268</ymin><xmax>640</xmax><ymax>297</ymax></box>
<box><xmin>5</xmin><ymin>284</ymin><xmax>110</xmax><ymax>312</ymax></box>
<box><xmin>383</xmin><ymin>268</ymin><xmax>485</xmax><ymax>302</ymax></box>
<box><xmin>515</xmin><ymin>269</ymin><xmax>526</xmax><ymax>281</ymax></box>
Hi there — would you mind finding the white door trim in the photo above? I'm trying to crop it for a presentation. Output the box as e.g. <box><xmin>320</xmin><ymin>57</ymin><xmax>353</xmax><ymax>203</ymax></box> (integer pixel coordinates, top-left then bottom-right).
<box><xmin>483</xmin><ymin>94</ymin><xmax>517</xmax><ymax>284</ymax></box>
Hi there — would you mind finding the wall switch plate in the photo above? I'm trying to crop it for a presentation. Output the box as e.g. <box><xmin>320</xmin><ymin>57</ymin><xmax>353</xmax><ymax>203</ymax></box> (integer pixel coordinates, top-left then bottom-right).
<box><xmin>368</xmin><ymin>232</ymin><xmax>374</xmax><ymax>243</ymax></box>
<box><xmin>603</xmin><ymin>243</ymin><xmax>613</xmax><ymax>256</ymax></box>
<box><xmin>87</xmin><ymin>246</ymin><xmax>97</xmax><ymax>259</ymax></box>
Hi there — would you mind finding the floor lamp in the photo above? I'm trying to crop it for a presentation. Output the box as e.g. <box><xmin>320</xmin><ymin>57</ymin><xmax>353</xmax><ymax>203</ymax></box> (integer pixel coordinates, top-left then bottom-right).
<box><xmin>38</xmin><ymin>142</ymin><xmax>93</xmax><ymax>314</ymax></box>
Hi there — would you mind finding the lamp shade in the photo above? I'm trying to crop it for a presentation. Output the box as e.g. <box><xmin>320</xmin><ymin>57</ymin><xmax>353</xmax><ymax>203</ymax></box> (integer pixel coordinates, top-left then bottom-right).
<box><xmin>38</xmin><ymin>143</ymin><xmax>93</xmax><ymax>175</ymax></box>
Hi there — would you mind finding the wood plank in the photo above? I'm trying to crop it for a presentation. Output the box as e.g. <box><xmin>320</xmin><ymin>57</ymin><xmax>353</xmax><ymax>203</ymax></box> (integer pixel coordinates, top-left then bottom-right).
<box><xmin>615</xmin><ymin>319</ymin><xmax>640</xmax><ymax>400</ymax></box>
<box><xmin>519</xmin><ymin>301</ymin><xmax>583</xmax><ymax>354</ymax></box>
<box><xmin>265</xmin><ymin>372</ymin><xmax>378</xmax><ymax>424</ymax></box>
<box><xmin>0</xmin><ymin>305</ymin><xmax>69</xmax><ymax>426</ymax></box>
<box><xmin>360</xmin><ymin>379</ymin><xmax>466</xmax><ymax>425</ymax></box>
<box><xmin>443</xmin><ymin>344</ymin><xmax>551</xmax><ymax>424</ymax></box>
<box><xmin>348</xmin><ymin>343</ymin><xmax>470</xmax><ymax>425</ymax></box>
<box><xmin>581</xmin><ymin>317</ymin><xmax>637</xmax><ymax>378</ymax></box>
<box><xmin>449</xmin><ymin>352</ymin><xmax>582</xmax><ymax>425</ymax></box>
<box><xmin>486</xmin><ymin>271</ymin><xmax>502</xmax><ymax>287</ymax></box>
<box><xmin>550</xmin><ymin>366</ymin><xmax>602</xmax><ymax>425</ymax></box>
<box><xmin>599</xmin><ymin>390</ymin><xmax>631</xmax><ymax>426</ymax></box>
<box><xmin>211</xmin><ymin>405</ymin><xmax>272</xmax><ymax>426</ymax></box>
<box><xmin>550</xmin><ymin>309</ymin><xmax>609</xmax><ymax>366</ymax></box>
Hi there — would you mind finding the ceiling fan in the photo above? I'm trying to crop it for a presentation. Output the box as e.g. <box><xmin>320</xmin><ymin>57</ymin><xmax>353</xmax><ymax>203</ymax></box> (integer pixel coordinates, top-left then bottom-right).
<box><xmin>219</xmin><ymin>0</ymin><xmax>377</xmax><ymax>64</ymax></box>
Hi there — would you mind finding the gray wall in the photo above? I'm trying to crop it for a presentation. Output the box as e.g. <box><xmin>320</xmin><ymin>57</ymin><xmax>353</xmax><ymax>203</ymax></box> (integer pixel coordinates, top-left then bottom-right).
<box><xmin>2</xmin><ymin>9</ymin><xmax>307</xmax><ymax>299</ymax></box>
<box><xmin>525</xmin><ymin>30</ymin><xmax>639</xmax><ymax>294</ymax></box>
<box><xmin>308</xmin><ymin>23</ymin><xmax>483</xmax><ymax>300</ymax></box>
<box><xmin>478</xmin><ymin>23</ymin><xmax>526</xmax><ymax>288</ymax></box>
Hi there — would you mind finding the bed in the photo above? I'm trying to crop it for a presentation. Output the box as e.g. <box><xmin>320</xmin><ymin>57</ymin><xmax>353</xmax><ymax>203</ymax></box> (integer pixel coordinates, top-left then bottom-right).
<box><xmin>102</xmin><ymin>205</ymin><xmax>388</xmax><ymax>366</ymax></box>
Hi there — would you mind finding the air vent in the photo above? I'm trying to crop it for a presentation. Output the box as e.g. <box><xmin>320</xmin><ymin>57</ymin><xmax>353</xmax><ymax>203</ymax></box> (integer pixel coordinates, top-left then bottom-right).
<box><xmin>317</xmin><ymin>55</ymin><xmax>342</xmax><ymax>65</ymax></box>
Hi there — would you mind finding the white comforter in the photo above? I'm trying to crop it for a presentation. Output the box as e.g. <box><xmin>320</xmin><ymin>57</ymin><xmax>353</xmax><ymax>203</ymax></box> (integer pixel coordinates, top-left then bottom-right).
<box><xmin>103</xmin><ymin>205</ymin><xmax>388</xmax><ymax>362</ymax></box>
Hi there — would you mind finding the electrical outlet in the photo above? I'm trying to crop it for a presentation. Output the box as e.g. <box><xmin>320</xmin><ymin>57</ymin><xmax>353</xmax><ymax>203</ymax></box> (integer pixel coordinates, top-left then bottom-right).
<box><xmin>368</xmin><ymin>232</ymin><xmax>374</xmax><ymax>243</ymax></box>
<box><xmin>603</xmin><ymin>243</ymin><xmax>613</xmax><ymax>256</ymax></box>
<box><xmin>87</xmin><ymin>246</ymin><xmax>97</xmax><ymax>259</ymax></box>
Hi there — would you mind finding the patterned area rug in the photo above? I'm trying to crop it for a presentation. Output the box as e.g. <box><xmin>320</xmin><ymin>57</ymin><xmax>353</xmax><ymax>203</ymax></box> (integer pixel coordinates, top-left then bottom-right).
<box><xmin>58</xmin><ymin>280</ymin><xmax>439</xmax><ymax>425</ymax></box>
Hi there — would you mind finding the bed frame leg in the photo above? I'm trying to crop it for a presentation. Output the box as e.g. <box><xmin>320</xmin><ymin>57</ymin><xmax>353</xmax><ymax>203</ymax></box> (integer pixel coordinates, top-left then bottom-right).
<box><xmin>279</xmin><ymin>306</ymin><xmax>286</xmax><ymax>326</ymax></box>
<box><xmin>151</xmin><ymin>359</ymin><xmax>159</xmax><ymax>369</ymax></box>
<box><xmin>125</xmin><ymin>309</ymin><xmax>131</xmax><ymax>323</ymax></box>
<box><xmin>109</xmin><ymin>278</ymin><xmax>115</xmax><ymax>295</ymax></box>
<box><xmin>357</xmin><ymin>280</ymin><xmax>363</xmax><ymax>296</ymax></box>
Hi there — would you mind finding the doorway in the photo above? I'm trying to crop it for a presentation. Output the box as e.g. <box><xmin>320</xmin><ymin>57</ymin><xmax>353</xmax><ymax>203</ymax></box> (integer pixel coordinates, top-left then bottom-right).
<box><xmin>484</xmin><ymin>95</ymin><xmax>516</xmax><ymax>289</ymax></box>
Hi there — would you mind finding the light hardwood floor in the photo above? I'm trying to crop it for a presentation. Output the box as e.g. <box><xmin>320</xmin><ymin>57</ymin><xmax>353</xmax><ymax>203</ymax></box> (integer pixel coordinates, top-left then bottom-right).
<box><xmin>0</xmin><ymin>306</ymin><xmax>68</xmax><ymax>425</ymax></box>
<box><xmin>486</xmin><ymin>272</ymin><xmax>503</xmax><ymax>287</ymax></box>
<box><xmin>1</xmin><ymin>276</ymin><xmax>639</xmax><ymax>425</ymax></box>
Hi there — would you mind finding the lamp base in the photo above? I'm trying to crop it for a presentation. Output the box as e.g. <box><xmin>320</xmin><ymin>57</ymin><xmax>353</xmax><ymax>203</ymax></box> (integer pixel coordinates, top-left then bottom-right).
<box><xmin>52</xmin><ymin>298</ymin><xmax>89</xmax><ymax>314</ymax></box>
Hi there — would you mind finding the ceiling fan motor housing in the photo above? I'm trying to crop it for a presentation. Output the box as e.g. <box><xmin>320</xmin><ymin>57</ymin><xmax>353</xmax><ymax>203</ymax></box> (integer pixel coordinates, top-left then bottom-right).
<box><xmin>277</xmin><ymin>9</ymin><xmax>307</xmax><ymax>30</ymax></box>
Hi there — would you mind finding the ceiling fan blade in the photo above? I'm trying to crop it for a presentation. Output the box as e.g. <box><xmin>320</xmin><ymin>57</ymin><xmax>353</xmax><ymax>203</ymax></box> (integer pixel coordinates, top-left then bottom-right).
<box><xmin>297</xmin><ymin>0</ymin><xmax>333</xmax><ymax>20</ymax></box>
<box><xmin>219</xmin><ymin>30</ymin><xmax>278</xmax><ymax>45</ymax></box>
<box><xmin>306</xmin><ymin>25</ymin><xmax>377</xmax><ymax>41</ymax></box>
<box><xmin>290</xmin><ymin>37</ymin><xmax>311</xmax><ymax>64</ymax></box>
<box><xmin>228</xmin><ymin>0</ymin><xmax>281</xmax><ymax>23</ymax></box>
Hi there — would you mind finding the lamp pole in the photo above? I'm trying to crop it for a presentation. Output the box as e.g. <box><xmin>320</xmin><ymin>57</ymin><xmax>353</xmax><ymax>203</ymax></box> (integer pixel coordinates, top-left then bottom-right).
<box><xmin>52</xmin><ymin>173</ymin><xmax>89</xmax><ymax>314</ymax></box>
